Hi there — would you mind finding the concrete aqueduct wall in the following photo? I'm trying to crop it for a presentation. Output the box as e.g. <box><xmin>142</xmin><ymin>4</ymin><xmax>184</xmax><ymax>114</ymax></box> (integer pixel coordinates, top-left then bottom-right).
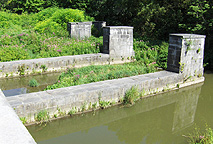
<box><xmin>4</xmin><ymin>33</ymin><xmax>206</xmax><ymax>122</ymax></box>
<box><xmin>0</xmin><ymin>21</ymin><xmax>206</xmax><ymax>144</ymax></box>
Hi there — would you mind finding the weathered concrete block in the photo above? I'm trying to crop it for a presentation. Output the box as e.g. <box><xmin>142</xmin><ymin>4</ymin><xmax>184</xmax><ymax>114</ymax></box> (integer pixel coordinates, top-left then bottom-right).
<box><xmin>103</xmin><ymin>26</ymin><xmax>135</xmax><ymax>60</ymax></box>
<box><xmin>167</xmin><ymin>34</ymin><xmax>206</xmax><ymax>78</ymax></box>
<box><xmin>67</xmin><ymin>22</ymin><xmax>92</xmax><ymax>39</ymax></box>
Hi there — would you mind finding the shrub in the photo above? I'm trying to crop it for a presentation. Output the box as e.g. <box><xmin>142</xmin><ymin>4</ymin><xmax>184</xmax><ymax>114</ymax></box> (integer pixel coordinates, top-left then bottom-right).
<box><xmin>34</xmin><ymin>7</ymin><xmax>94</xmax><ymax>34</ymax></box>
<box><xmin>133</xmin><ymin>39</ymin><xmax>168</xmax><ymax>69</ymax></box>
<box><xmin>29</xmin><ymin>79</ymin><xmax>39</xmax><ymax>87</ymax></box>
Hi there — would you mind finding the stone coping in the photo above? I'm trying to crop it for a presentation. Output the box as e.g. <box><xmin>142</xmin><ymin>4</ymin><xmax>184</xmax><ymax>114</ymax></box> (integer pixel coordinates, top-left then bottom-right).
<box><xmin>0</xmin><ymin>53</ymin><xmax>134</xmax><ymax>78</ymax></box>
<box><xmin>104</xmin><ymin>26</ymin><xmax>133</xmax><ymax>29</ymax></box>
<box><xmin>68</xmin><ymin>22</ymin><xmax>92</xmax><ymax>25</ymax></box>
<box><xmin>170</xmin><ymin>33</ymin><xmax>206</xmax><ymax>38</ymax></box>
<box><xmin>0</xmin><ymin>90</ymin><xmax>36</xmax><ymax>144</ymax></box>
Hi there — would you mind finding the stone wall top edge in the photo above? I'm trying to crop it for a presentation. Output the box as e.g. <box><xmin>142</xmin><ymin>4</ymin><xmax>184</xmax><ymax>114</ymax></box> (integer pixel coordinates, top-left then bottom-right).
<box><xmin>170</xmin><ymin>33</ymin><xmax>206</xmax><ymax>38</ymax></box>
<box><xmin>92</xmin><ymin>21</ymin><xmax>106</xmax><ymax>23</ymax></box>
<box><xmin>104</xmin><ymin>26</ymin><xmax>133</xmax><ymax>29</ymax></box>
<box><xmin>6</xmin><ymin>70</ymin><xmax>182</xmax><ymax>100</ymax></box>
<box><xmin>68</xmin><ymin>22</ymin><xmax>92</xmax><ymax>25</ymax></box>
<box><xmin>0</xmin><ymin>53</ymin><xmax>110</xmax><ymax>64</ymax></box>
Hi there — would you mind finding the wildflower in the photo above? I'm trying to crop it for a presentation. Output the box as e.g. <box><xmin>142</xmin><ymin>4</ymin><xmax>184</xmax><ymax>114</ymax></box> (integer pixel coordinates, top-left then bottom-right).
<box><xmin>53</xmin><ymin>32</ymin><xmax>55</xmax><ymax>35</ymax></box>
<box><xmin>58</xmin><ymin>80</ymin><xmax>60</xmax><ymax>83</ymax></box>
<box><xmin>18</xmin><ymin>33</ymin><xmax>25</xmax><ymax>37</ymax></box>
<box><xmin>90</xmin><ymin>71</ymin><xmax>94</xmax><ymax>74</ymax></box>
<box><xmin>152</xmin><ymin>48</ymin><xmax>154</xmax><ymax>50</ymax></box>
<box><xmin>25</xmin><ymin>49</ymin><xmax>27</xmax><ymax>51</ymax></box>
<box><xmin>26</xmin><ymin>34</ymin><xmax>29</xmax><ymax>36</ymax></box>
<box><xmin>57</xmin><ymin>49</ymin><xmax>61</xmax><ymax>52</ymax></box>
<box><xmin>152</xmin><ymin>62</ymin><xmax>156</xmax><ymax>64</ymax></box>
<box><xmin>75</xmin><ymin>75</ymin><xmax>80</xmax><ymax>79</ymax></box>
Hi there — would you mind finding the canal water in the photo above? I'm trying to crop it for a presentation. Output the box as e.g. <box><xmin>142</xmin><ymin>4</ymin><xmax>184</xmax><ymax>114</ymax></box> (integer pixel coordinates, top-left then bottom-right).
<box><xmin>0</xmin><ymin>73</ymin><xmax>61</xmax><ymax>96</ymax></box>
<box><xmin>27</xmin><ymin>72</ymin><xmax>213</xmax><ymax>144</ymax></box>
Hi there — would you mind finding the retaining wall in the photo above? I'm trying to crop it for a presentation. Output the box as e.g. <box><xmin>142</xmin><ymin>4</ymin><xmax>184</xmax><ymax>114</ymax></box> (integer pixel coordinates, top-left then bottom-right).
<box><xmin>0</xmin><ymin>53</ymin><xmax>133</xmax><ymax>78</ymax></box>
<box><xmin>0</xmin><ymin>90</ymin><xmax>36</xmax><ymax>144</ymax></box>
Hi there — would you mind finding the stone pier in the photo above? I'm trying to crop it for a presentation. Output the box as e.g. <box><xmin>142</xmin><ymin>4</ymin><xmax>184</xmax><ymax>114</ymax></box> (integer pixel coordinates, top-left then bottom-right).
<box><xmin>67</xmin><ymin>22</ymin><xmax>92</xmax><ymax>39</ymax></box>
<box><xmin>103</xmin><ymin>26</ymin><xmax>135</xmax><ymax>61</ymax></box>
<box><xmin>167</xmin><ymin>34</ymin><xmax>206</xmax><ymax>78</ymax></box>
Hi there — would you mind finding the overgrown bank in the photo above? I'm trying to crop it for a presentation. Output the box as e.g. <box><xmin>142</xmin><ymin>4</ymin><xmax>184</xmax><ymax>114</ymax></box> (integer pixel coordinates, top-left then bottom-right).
<box><xmin>44</xmin><ymin>61</ymin><xmax>157</xmax><ymax>90</ymax></box>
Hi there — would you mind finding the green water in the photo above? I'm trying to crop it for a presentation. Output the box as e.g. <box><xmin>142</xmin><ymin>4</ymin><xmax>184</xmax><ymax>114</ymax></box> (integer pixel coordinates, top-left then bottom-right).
<box><xmin>27</xmin><ymin>72</ymin><xmax>213</xmax><ymax>144</ymax></box>
<box><xmin>0</xmin><ymin>73</ymin><xmax>60</xmax><ymax>96</ymax></box>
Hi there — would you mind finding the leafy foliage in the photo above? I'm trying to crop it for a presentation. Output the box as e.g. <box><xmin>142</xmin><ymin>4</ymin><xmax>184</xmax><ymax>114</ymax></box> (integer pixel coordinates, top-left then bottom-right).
<box><xmin>0</xmin><ymin>31</ymin><xmax>101</xmax><ymax>62</ymax></box>
<box><xmin>134</xmin><ymin>39</ymin><xmax>168</xmax><ymax>69</ymax></box>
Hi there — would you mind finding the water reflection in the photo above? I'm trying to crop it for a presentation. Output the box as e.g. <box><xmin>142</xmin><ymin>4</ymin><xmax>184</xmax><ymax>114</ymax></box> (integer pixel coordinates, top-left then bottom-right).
<box><xmin>0</xmin><ymin>72</ymin><xmax>60</xmax><ymax>96</ymax></box>
<box><xmin>27</xmin><ymin>79</ymin><xmax>205</xmax><ymax>144</ymax></box>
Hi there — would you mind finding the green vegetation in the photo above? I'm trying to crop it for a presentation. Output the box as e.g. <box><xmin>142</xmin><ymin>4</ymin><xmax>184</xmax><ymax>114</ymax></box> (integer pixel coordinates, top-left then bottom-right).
<box><xmin>134</xmin><ymin>39</ymin><xmax>168</xmax><ymax>69</ymax></box>
<box><xmin>68</xmin><ymin>107</ymin><xmax>77</xmax><ymax>116</ymax></box>
<box><xmin>99</xmin><ymin>100</ymin><xmax>111</xmax><ymax>109</ymax></box>
<box><xmin>20</xmin><ymin>117</ymin><xmax>27</xmax><ymax>124</ymax></box>
<box><xmin>35</xmin><ymin>110</ymin><xmax>50</xmax><ymax>123</ymax></box>
<box><xmin>184</xmin><ymin>125</ymin><xmax>213</xmax><ymax>144</ymax></box>
<box><xmin>45</xmin><ymin>61</ymin><xmax>157</xmax><ymax>90</ymax></box>
<box><xmin>28</xmin><ymin>78</ymin><xmax>39</xmax><ymax>87</ymax></box>
<box><xmin>0</xmin><ymin>7</ymin><xmax>99</xmax><ymax>62</ymax></box>
<box><xmin>17</xmin><ymin>64</ymin><xmax>26</xmax><ymax>76</ymax></box>
<box><xmin>123</xmin><ymin>86</ymin><xmax>140</xmax><ymax>105</ymax></box>
<box><xmin>40</xmin><ymin>65</ymin><xmax>47</xmax><ymax>72</ymax></box>
<box><xmin>0</xmin><ymin>0</ymin><xmax>212</xmax><ymax>67</ymax></box>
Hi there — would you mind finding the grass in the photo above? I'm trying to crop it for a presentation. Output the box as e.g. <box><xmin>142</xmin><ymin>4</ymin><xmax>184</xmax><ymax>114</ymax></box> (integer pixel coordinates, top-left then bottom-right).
<box><xmin>123</xmin><ymin>86</ymin><xmax>140</xmax><ymax>105</ymax></box>
<box><xmin>44</xmin><ymin>61</ymin><xmax>157</xmax><ymax>90</ymax></box>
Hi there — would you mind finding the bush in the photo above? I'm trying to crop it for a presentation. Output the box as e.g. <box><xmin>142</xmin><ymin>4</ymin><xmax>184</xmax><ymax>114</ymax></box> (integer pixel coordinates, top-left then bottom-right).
<box><xmin>34</xmin><ymin>7</ymin><xmax>94</xmax><ymax>34</ymax></box>
<box><xmin>29</xmin><ymin>78</ymin><xmax>39</xmax><ymax>87</ymax></box>
<box><xmin>0</xmin><ymin>7</ymin><xmax>94</xmax><ymax>36</ymax></box>
<box><xmin>133</xmin><ymin>39</ymin><xmax>168</xmax><ymax>69</ymax></box>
